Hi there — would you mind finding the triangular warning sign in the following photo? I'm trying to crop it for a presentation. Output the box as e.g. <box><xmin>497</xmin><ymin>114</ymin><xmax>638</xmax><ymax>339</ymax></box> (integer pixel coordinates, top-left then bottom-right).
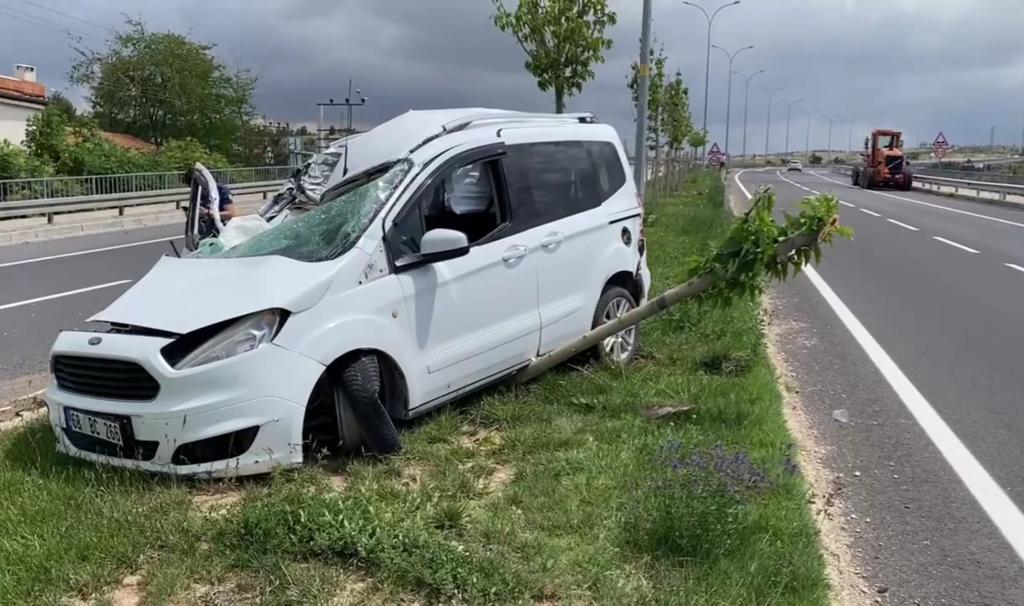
<box><xmin>709</xmin><ymin>142</ymin><xmax>722</xmax><ymax>155</ymax></box>
<box><xmin>933</xmin><ymin>132</ymin><xmax>950</xmax><ymax>148</ymax></box>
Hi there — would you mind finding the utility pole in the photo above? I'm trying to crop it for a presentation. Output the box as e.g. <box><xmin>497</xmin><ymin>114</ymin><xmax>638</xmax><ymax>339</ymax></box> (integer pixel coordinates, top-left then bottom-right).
<box><xmin>805</xmin><ymin>106</ymin><xmax>820</xmax><ymax>156</ymax></box>
<box><xmin>781</xmin><ymin>98</ymin><xmax>802</xmax><ymax>157</ymax></box>
<box><xmin>735</xmin><ymin>69</ymin><xmax>764</xmax><ymax>158</ymax></box>
<box><xmin>634</xmin><ymin>0</ymin><xmax>653</xmax><ymax>198</ymax></box>
<box><xmin>712</xmin><ymin>44</ymin><xmax>754</xmax><ymax>156</ymax></box>
<box><xmin>315</xmin><ymin>99</ymin><xmax>344</xmax><ymax>152</ymax></box>
<box><xmin>315</xmin><ymin>81</ymin><xmax>369</xmax><ymax>152</ymax></box>
<box><xmin>343</xmin><ymin>79</ymin><xmax>368</xmax><ymax>134</ymax></box>
<box><xmin>825</xmin><ymin>113</ymin><xmax>839</xmax><ymax>157</ymax></box>
<box><xmin>848</xmin><ymin>122</ymin><xmax>853</xmax><ymax>153</ymax></box>
<box><xmin>683</xmin><ymin>0</ymin><xmax>741</xmax><ymax>159</ymax></box>
<box><xmin>990</xmin><ymin>125</ymin><xmax>996</xmax><ymax>151</ymax></box>
<box><xmin>761</xmin><ymin>85</ymin><xmax>783</xmax><ymax>157</ymax></box>
<box><xmin>1019</xmin><ymin>114</ymin><xmax>1024</xmax><ymax>155</ymax></box>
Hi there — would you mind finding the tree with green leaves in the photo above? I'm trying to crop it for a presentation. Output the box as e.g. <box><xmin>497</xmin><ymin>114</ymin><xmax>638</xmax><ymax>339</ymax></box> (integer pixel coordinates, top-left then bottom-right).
<box><xmin>687</xmin><ymin>128</ymin><xmax>709</xmax><ymax>161</ymax></box>
<box><xmin>46</xmin><ymin>91</ymin><xmax>78</xmax><ymax>122</ymax></box>
<box><xmin>663</xmin><ymin>71</ymin><xmax>692</xmax><ymax>155</ymax></box>
<box><xmin>69</xmin><ymin>17</ymin><xmax>256</xmax><ymax>160</ymax></box>
<box><xmin>628</xmin><ymin>43</ymin><xmax>668</xmax><ymax>152</ymax></box>
<box><xmin>493</xmin><ymin>0</ymin><xmax>617</xmax><ymax>113</ymax></box>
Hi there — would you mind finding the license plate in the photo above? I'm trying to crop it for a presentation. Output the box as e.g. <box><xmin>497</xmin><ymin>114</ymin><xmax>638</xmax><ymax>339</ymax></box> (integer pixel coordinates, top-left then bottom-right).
<box><xmin>65</xmin><ymin>409</ymin><xmax>124</xmax><ymax>446</ymax></box>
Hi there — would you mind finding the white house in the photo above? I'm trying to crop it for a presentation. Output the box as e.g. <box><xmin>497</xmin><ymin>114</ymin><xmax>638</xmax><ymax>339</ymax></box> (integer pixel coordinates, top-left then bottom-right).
<box><xmin>0</xmin><ymin>64</ymin><xmax>46</xmax><ymax>145</ymax></box>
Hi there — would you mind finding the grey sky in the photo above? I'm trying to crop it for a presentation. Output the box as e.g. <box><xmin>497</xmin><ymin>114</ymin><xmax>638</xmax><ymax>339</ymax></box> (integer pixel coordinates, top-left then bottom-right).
<box><xmin>2</xmin><ymin>0</ymin><xmax>1022</xmax><ymax>154</ymax></box>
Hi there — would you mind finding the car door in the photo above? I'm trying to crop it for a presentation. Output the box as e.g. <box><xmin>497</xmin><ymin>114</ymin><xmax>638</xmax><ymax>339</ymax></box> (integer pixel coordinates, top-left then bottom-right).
<box><xmin>386</xmin><ymin>145</ymin><xmax>541</xmax><ymax>406</ymax></box>
<box><xmin>500</xmin><ymin>135</ymin><xmax>627</xmax><ymax>354</ymax></box>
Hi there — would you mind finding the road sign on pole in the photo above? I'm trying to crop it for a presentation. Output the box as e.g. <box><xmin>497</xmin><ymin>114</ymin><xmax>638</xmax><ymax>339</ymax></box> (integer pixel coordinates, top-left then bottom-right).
<box><xmin>932</xmin><ymin>131</ymin><xmax>951</xmax><ymax>159</ymax></box>
<box><xmin>708</xmin><ymin>142</ymin><xmax>725</xmax><ymax>166</ymax></box>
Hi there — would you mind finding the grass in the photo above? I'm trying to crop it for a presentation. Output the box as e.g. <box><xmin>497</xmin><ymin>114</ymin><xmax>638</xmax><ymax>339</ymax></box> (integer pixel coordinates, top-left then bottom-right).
<box><xmin>0</xmin><ymin>170</ymin><xmax>828</xmax><ymax>605</ymax></box>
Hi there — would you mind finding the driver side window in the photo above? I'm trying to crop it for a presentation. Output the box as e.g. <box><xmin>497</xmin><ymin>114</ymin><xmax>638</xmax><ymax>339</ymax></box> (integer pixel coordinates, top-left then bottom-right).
<box><xmin>390</xmin><ymin>157</ymin><xmax>506</xmax><ymax>260</ymax></box>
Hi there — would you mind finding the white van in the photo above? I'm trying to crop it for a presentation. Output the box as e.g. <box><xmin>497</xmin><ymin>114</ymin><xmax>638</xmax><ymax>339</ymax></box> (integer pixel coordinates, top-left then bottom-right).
<box><xmin>45</xmin><ymin>109</ymin><xmax>651</xmax><ymax>476</ymax></box>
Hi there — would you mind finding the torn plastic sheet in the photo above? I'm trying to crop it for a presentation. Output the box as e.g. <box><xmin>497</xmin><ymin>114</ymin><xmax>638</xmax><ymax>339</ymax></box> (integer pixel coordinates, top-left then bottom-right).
<box><xmin>198</xmin><ymin>160</ymin><xmax>411</xmax><ymax>263</ymax></box>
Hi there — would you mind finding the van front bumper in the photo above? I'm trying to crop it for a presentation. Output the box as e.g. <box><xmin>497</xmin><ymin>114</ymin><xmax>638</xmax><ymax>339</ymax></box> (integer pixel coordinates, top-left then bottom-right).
<box><xmin>46</xmin><ymin>330</ymin><xmax>325</xmax><ymax>477</ymax></box>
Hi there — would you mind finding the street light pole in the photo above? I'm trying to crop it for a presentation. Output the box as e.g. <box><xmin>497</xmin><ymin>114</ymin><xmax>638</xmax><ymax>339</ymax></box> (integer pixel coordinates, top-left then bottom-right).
<box><xmin>761</xmin><ymin>85</ymin><xmax>783</xmax><ymax>156</ymax></box>
<box><xmin>634</xmin><ymin>0</ymin><xmax>654</xmax><ymax>198</ymax></box>
<box><xmin>712</xmin><ymin>44</ymin><xmax>754</xmax><ymax>157</ymax></box>
<box><xmin>734</xmin><ymin>68</ymin><xmax>765</xmax><ymax>158</ymax></box>
<box><xmin>805</xmin><ymin>106</ymin><xmax>820</xmax><ymax>156</ymax></box>
<box><xmin>781</xmin><ymin>98</ymin><xmax>803</xmax><ymax>157</ymax></box>
<box><xmin>826</xmin><ymin>113</ymin><xmax>840</xmax><ymax>157</ymax></box>
<box><xmin>682</xmin><ymin>0</ymin><xmax>741</xmax><ymax>158</ymax></box>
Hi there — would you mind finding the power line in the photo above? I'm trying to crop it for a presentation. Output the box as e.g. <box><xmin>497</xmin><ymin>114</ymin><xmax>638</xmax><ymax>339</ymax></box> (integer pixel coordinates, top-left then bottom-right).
<box><xmin>0</xmin><ymin>2</ymin><xmax>98</xmax><ymax>39</ymax></box>
<box><xmin>18</xmin><ymin>0</ymin><xmax>110</xmax><ymax>32</ymax></box>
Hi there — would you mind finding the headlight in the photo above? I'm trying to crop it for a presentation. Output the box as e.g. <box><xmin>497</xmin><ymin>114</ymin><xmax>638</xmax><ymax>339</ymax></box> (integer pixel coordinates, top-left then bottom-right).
<box><xmin>173</xmin><ymin>310</ymin><xmax>282</xmax><ymax>370</ymax></box>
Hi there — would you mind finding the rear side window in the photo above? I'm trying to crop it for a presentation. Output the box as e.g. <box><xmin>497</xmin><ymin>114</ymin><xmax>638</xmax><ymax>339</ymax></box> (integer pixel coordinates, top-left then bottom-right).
<box><xmin>503</xmin><ymin>140</ymin><xmax>626</xmax><ymax>230</ymax></box>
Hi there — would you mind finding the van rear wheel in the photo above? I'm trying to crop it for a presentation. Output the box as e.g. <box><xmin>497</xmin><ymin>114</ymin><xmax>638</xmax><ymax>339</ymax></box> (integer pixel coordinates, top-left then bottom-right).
<box><xmin>592</xmin><ymin>286</ymin><xmax>640</xmax><ymax>366</ymax></box>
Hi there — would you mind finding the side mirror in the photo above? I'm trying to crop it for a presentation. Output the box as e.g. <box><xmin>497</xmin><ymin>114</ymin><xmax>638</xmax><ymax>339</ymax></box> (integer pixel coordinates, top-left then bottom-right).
<box><xmin>395</xmin><ymin>228</ymin><xmax>470</xmax><ymax>271</ymax></box>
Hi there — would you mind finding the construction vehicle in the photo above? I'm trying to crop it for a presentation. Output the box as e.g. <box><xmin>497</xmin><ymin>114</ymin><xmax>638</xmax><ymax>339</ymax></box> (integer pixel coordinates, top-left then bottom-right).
<box><xmin>851</xmin><ymin>129</ymin><xmax>913</xmax><ymax>190</ymax></box>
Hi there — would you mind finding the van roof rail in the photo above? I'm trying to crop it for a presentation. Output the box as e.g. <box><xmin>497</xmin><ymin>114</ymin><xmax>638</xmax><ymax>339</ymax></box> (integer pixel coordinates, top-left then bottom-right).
<box><xmin>412</xmin><ymin>111</ymin><xmax>597</xmax><ymax>153</ymax></box>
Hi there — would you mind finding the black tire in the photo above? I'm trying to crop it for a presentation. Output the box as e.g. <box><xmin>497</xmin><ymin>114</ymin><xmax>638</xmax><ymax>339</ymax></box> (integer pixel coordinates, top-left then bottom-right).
<box><xmin>333</xmin><ymin>353</ymin><xmax>402</xmax><ymax>455</ymax></box>
<box><xmin>850</xmin><ymin>168</ymin><xmax>860</xmax><ymax>186</ymax></box>
<box><xmin>901</xmin><ymin>173</ymin><xmax>914</xmax><ymax>191</ymax></box>
<box><xmin>591</xmin><ymin>286</ymin><xmax>640</xmax><ymax>366</ymax></box>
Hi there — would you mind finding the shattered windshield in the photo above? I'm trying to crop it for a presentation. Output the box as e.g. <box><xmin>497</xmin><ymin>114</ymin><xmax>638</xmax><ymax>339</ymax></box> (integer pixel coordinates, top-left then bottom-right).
<box><xmin>205</xmin><ymin>160</ymin><xmax>411</xmax><ymax>263</ymax></box>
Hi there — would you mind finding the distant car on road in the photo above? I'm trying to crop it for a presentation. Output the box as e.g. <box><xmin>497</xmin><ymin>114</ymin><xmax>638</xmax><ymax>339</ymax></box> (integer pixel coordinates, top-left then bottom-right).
<box><xmin>786</xmin><ymin>160</ymin><xmax>803</xmax><ymax>172</ymax></box>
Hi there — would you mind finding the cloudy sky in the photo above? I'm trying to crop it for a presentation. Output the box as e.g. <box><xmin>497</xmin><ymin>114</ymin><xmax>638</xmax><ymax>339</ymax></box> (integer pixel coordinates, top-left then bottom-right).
<box><xmin>2</xmin><ymin>0</ymin><xmax>1023</xmax><ymax>154</ymax></box>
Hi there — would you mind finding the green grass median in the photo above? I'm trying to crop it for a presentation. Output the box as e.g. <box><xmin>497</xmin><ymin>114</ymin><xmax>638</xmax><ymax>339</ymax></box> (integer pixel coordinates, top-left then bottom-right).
<box><xmin>0</xmin><ymin>170</ymin><xmax>828</xmax><ymax>605</ymax></box>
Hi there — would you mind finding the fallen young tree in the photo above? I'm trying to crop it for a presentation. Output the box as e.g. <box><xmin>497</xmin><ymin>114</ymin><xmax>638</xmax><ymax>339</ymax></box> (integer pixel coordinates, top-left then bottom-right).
<box><xmin>515</xmin><ymin>187</ymin><xmax>850</xmax><ymax>383</ymax></box>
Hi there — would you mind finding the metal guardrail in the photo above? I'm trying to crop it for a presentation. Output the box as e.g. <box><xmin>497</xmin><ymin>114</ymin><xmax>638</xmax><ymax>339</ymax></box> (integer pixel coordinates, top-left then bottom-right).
<box><xmin>0</xmin><ymin>166</ymin><xmax>294</xmax><ymax>203</ymax></box>
<box><xmin>0</xmin><ymin>180</ymin><xmax>284</xmax><ymax>223</ymax></box>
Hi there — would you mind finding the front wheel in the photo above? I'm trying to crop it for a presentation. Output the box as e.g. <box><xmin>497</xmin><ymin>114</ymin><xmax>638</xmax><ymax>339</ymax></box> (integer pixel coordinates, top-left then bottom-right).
<box><xmin>851</xmin><ymin>168</ymin><xmax>860</xmax><ymax>186</ymax></box>
<box><xmin>592</xmin><ymin>286</ymin><xmax>640</xmax><ymax>366</ymax></box>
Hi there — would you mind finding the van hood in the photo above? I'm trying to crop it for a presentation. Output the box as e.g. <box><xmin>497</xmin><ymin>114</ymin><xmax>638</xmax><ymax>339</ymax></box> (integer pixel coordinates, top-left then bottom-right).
<box><xmin>89</xmin><ymin>255</ymin><xmax>338</xmax><ymax>334</ymax></box>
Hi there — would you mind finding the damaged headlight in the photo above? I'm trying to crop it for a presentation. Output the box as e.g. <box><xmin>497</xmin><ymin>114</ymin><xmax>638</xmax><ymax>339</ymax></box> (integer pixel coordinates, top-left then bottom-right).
<box><xmin>165</xmin><ymin>310</ymin><xmax>284</xmax><ymax>370</ymax></box>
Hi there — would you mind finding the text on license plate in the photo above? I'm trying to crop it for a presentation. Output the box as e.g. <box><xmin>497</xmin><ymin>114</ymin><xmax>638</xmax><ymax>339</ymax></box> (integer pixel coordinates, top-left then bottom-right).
<box><xmin>66</xmin><ymin>409</ymin><xmax>124</xmax><ymax>446</ymax></box>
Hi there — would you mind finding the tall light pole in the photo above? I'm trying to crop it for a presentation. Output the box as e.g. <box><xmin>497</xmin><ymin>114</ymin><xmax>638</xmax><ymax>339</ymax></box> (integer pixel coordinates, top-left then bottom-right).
<box><xmin>734</xmin><ymin>68</ymin><xmax>765</xmax><ymax>158</ymax></box>
<box><xmin>761</xmin><ymin>85</ymin><xmax>783</xmax><ymax>156</ymax></box>
<box><xmin>805</xmin><ymin>106</ymin><xmax>820</xmax><ymax>156</ymax></box>
<box><xmin>781</xmin><ymin>98</ymin><xmax>803</xmax><ymax>157</ymax></box>
<box><xmin>682</xmin><ymin>0</ymin><xmax>741</xmax><ymax>158</ymax></box>
<box><xmin>634</xmin><ymin>0</ymin><xmax>654</xmax><ymax>197</ymax></box>
<box><xmin>712</xmin><ymin>44</ymin><xmax>754</xmax><ymax>157</ymax></box>
<box><xmin>825</xmin><ymin>113</ymin><xmax>840</xmax><ymax>157</ymax></box>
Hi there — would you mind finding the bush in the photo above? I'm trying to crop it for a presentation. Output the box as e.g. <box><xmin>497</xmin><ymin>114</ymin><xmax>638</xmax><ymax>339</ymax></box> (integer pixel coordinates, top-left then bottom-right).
<box><xmin>808</xmin><ymin>153</ymin><xmax>823</xmax><ymax>165</ymax></box>
<box><xmin>0</xmin><ymin>141</ymin><xmax>54</xmax><ymax>181</ymax></box>
<box><xmin>154</xmin><ymin>138</ymin><xmax>230</xmax><ymax>173</ymax></box>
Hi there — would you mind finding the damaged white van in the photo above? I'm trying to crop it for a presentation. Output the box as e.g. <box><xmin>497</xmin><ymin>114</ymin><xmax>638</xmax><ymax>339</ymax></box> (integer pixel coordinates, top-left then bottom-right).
<box><xmin>45</xmin><ymin>109</ymin><xmax>651</xmax><ymax>476</ymax></box>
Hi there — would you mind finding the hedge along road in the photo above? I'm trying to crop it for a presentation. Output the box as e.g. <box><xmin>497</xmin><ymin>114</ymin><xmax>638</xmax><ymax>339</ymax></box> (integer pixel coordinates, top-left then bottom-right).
<box><xmin>736</xmin><ymin>168</ymin><xmax>1024</xmax><ymax>603</ymax></box>
<box><xmin>0</xmin><ymin>224</ymin><xmax>182</xmax><ymax>395</ymax></box>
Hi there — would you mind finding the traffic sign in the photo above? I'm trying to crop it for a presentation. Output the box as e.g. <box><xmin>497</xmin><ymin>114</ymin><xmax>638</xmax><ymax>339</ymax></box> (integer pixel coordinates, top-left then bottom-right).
<box><xmin>932</xmin><ymin>131</ymin><xmax>950</xmax><ymax>158</ymax></box>
<box><xmin>708</xmin><ymin>142</ymin><xmax>725</xmax><ymax>165</ymax></box>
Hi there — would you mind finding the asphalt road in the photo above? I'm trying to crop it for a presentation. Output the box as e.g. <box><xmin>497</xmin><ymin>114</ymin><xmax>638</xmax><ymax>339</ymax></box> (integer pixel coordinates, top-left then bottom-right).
<box><xmin>0</xmin><ymin>224</ymin><xmax>182</xmax><ymax>396</ymax></box>
<box><xmin>739</xmin><ymin>168</ymin><xmax>1024</xmax><ymax>603</ymax></box>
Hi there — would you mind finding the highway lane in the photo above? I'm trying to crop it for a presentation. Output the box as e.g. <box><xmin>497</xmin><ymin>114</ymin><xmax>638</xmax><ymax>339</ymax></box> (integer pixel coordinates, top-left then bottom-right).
<box><xmin>740</xmin><ymin>169</ymin><xmax>1024</xmax><ymax>602</ymax></box>
<box><xmin>0</xmin><ymin>225</ymin><xmax>182</xmax><ymax>389</ymax></box>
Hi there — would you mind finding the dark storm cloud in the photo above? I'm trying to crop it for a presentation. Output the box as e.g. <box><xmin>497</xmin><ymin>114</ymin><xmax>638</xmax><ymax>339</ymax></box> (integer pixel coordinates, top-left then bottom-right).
<box><xmin>2</xmin><ymin>0</ymin><xmax>1023</xmax><ymax>153</ymax></box>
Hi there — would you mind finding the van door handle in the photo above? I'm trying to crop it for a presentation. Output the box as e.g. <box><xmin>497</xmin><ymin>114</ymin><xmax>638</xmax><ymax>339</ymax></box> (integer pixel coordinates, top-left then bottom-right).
<box><xmin>540</xmin><ymin>232</ymin><xmax>564</xmax><ymax>249</ymax></box>
<box><xmin>502</xmin><ymin>245</ymin><xmax>529</xmax><ymax>262</ymax></box>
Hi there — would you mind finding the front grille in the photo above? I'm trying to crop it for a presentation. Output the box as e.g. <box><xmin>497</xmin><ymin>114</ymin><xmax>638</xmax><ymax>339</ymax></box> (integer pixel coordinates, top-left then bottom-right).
<box><xmin>63</xmin><ymin>428</ymin><xmax>159</xmax><ymax>461</ymax></box>
<box><xmin>885</xmin><ymin>155</ymin><xmax>904</xmax><ymax>175</ymax></box>
<box><xmin>53</xmin><ymin>355</ymin><xmax>160</xmax><ymax>401</ymax></box>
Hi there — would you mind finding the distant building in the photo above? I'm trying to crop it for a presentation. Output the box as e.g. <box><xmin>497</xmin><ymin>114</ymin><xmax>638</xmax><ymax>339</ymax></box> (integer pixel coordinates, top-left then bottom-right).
<box><xmin>0</xmin><ymin>64</ymin><xmax>47</xmax><ymax>145</ymax></box>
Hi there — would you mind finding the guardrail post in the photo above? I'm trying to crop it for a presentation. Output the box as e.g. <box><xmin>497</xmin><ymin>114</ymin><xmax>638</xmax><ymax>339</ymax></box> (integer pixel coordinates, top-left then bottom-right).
<box><xmin>118</xmin><ymin>206</ymin><xmax>125</xmax><ymax>216</ymax></box>
<box><xmin>46</xmin><ymin>212</ymin><xmax>54</xmax><ymax>224</ymax></box>
<box><xmin>976</xmin><ymin>188</ymin><xmax>981</xmax><ymax>198</ymax></box>
<box><xmin>1000</xmin><ymin>192</ymin><xmax>1007</xmax><ymax>201</ymax></box>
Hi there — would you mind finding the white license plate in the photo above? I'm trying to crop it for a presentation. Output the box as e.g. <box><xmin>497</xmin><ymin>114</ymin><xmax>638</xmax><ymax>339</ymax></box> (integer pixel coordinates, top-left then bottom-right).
<box><xmin>65</xmin><ymin>409</ymin><xmax>124</xmax><ymax>446</ymax></box>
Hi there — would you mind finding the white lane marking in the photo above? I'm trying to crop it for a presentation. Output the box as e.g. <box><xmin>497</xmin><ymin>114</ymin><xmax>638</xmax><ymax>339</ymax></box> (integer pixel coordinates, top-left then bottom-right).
<box><xmin>812</xmin><ymin>171</ymin><xmax>1024</xmax><ymax>229</ymax></box>
<box><xmin>839</xmin><ymin>201</ymin><xmax>856</xmax><ymax>208</ymax></box>
<box><xmin>0</xmin><ymin>280</ymin><xmax>132</xmax><ymax>312</ymax></box>
<box><xmin>933</xmin><ymin>236</ymin><xmax>980</xmax><ymax>254</ymax></box>
<box><xmin>1004</xmin><ymin>263</ymin><xmax>1024</xmax><ymax>274</ymax></box>
<box><xmin>886</xmin><ymin>219</ymin><xmax>919</xmax><ymax>231</ymax></box>
<box><xmin>0</xmin><ymin>236</ymin><xmax>182</xmax><ymax>269</ymax></box>
<box><xmin>859</xmin><ymin>208</ymin><xmax>882</xmax><ymax>217</ymax></box>
<box><xmin>735</xmin><ymin>168</ymin><xmax>1024</xmax><ymax>565</ymax></box>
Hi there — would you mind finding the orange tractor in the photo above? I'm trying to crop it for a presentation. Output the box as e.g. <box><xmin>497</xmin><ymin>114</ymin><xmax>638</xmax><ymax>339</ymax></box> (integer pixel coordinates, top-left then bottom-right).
<box><xmin>851</xmin><ymin>129</ymin><xmax>913</xmax><ymax>190</ymax></box>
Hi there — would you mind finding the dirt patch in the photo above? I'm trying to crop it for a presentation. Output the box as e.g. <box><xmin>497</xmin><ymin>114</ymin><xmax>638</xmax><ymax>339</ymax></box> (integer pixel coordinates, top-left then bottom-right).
<box><xmin>62</xmin><ymin>573</ymin><xmax>146</xmax><ymax>606</ymax></box>
<box><xmin>0</xmin><ymin>394</ymin><xmax>47</xmax><ymax>432</ymax></box>
<box><xmin>397</xmin><ymin>461</ymin><xmax>431</xmax><ymax>490</ymax></box>
<box><xmin>764</xmin><ymin>294</ymin><xmax>871</xmax><ymax>606</ymax></box>
<box><xmin>192</xmin><ymin>487</ymin><xmax>244</xmax><ymax>518</ymax></box>
<box><xmin>169</xmin><ymin>580</ymin><xmax>258</xmax><ymax>606</ymax></box>
<box><xmin>478</xmin><ymin>464</ymin><xmax>515</xmax><ymax>495</ymax></box>
<box><xmin>458</xmin><ymin>425</ymin><xmax>503</xmax><ymax>451</ymax></box>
